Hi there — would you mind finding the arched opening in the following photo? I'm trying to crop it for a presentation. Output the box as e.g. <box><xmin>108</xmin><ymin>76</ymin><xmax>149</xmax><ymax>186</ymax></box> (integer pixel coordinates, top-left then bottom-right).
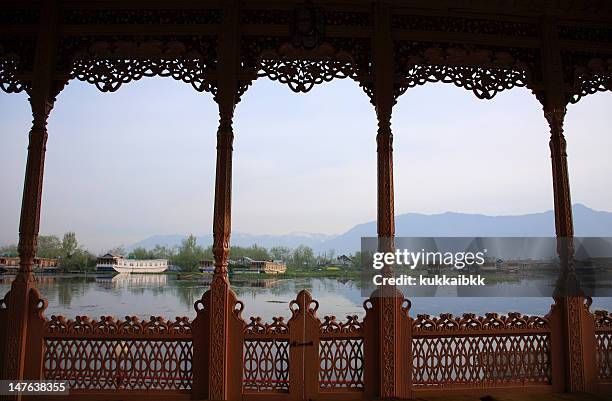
<box><xmin>0</xmin><ymin>91</ymin><xmax>30</xmax><ymax>253</ymax></box>
<box><xmin>232</xmin><ymin>77</ymin><xmax>377</xmax><ymax>320</ymax></box>
<box><xmin>0</xmin><ymin>78</ymin><xmax>218</xmax><ymax>318</ymax></box>
<box><xmin>393</xmin><ymin>83</ymin><xmax>554</xmax><ymax>316</ymax></box>
<box><xmin>565</xmin><ymin>92</ymin><xmax>612</xmax><ymax>311</ymax></box>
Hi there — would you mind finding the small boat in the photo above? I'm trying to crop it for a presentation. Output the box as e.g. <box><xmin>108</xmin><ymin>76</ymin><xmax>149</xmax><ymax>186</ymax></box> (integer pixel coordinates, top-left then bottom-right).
<box><xmin>96</xmin><ymin>253</ymin><xmax>168</xmax><ymax>274</ymax></box>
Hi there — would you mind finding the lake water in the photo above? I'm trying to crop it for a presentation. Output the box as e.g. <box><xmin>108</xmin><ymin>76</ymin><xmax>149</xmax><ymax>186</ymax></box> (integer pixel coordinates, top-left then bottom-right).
<box><xmin>1</xmin><ymin>273</ymin><xmax>611</xmax><ymax>322</ymax></box>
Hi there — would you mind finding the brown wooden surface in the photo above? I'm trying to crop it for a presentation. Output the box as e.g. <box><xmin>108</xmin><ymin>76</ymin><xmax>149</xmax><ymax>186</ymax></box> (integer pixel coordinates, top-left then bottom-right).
<box><xmin>1</xmin><ymin>0</ymin><xmax>612</xmax><ymax>399</ymax></box>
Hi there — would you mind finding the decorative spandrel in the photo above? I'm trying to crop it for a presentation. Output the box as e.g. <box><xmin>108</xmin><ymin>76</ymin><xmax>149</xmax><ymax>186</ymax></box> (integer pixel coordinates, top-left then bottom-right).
<box><xmin>562</xmin><ymin>51</ymin><xmax>612</xmax><ymax>104</ymax></box>
<box><xmin>56</xmin><ymin>36</ymin><xmax>218</xmax><ymax>94</ymax></box>
<box><xmin>394</xmin><ymin>42</ymin><xmax>541</xmax><ymax>101</ymax></box>
<box><xmin>239</xmin><ymin>37</ymin><xmax>373</xmax><ymax>102</ymax></box>
<box><xmin>0</xmin><ymin>38</ymin><xmax>36</xmax><ymax>94</ymax></box>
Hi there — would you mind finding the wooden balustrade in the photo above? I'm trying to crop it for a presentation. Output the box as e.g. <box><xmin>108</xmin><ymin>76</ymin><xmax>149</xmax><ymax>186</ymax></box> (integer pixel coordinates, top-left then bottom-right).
<box><xmin>0</xmin><ymin>288</ymin><xmax>610</xmax><ymax>400</ymax></box>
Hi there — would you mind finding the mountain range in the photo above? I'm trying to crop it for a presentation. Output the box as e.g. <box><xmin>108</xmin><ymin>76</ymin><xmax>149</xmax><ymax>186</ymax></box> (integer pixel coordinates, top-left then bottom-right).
<box><xmin>128</xmin><ymin>204</ymin><xmax>612</xmax><ymax>254</ymax></box>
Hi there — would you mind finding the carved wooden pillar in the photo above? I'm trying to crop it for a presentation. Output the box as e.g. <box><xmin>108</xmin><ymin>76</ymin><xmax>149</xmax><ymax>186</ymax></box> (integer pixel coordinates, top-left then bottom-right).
<box><xmin>541</xmin><ymin>15</ymin><xmax>597</xmax><ymax>394</ymax></box>
<box><xmin>0</xmin><ymin>1</ymin><xmax>58</xmax><ymax>394</ymax></box>
<box><xmin>545</xmin><ymin>106</ymin><xmax>597</xmax><ymax>393</ymax></box>
<box><xmin>207</xmin><ymin>2</ymin><xmax>238</xmax><ymax>400</ymax></box>
<box><xmin>372</xmin><ymin>3</ymin><xmax>410</xmax><ymax>399</ymax></box>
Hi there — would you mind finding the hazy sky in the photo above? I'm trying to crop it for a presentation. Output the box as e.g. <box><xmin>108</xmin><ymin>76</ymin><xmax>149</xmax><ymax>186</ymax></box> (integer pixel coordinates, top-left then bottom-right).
<box><xmin>0</xmin><ymin>77</ymin><xmax>610</xmax><ymax>252</ymax></box>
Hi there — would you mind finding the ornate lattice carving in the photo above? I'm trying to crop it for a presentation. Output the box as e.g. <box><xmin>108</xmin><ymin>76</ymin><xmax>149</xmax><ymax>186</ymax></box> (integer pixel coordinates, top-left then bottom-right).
<box><xmin>595</xmin><ymin>310</ymin><xmax>612</xmax><ymax>328</ymax></box>
<box><xmin>240</xmin><ymin>9</ymin><xmax>372</xmax><ymax>27</ymax></box>
<box><xmin>61</xmin><ymin>8</ymin><xmax>221</xmax><ymax>25</ymax></box>
<box><xmin>245</xmin><ymin>316</ymin><xmax>289</xmax><ymax>335</ymax></box>
<box><xmin>45</xmin><ymin>315</ymin><xmax>192</xmax><ymax>336</ymax></box>
<box><xmin>319</xmin><ymin>338</ymin><xmax>364</xmax><ymax>389</ymax></box>
<box><xmin>240</xmin><ymin>9</ymin><xmax>293</xmax><ymax>25</ymax></box>
<box><xmin>595</xmin><ymin>310</ymin><xmax>612</xmax><ymax>382</ymax></box>
<box><xmin>324</xmin><ymin>10</ymin><xmax>372</xmax><ymax>27</ymax></box>
<box><xmin>240</xmin><ymin>36</ymin><xmax>372</xmax><ymax>102</ymax></box>
<box><xmin>413</xmin><ymin>333</ymin><xmax>551</xmax><ymax>386</ymax></box>
<box><xmin>320</xmin><ymin>315</ymin><xmax>362</xmax><ymax>334</ymax></box>
<box><xmin>0</xmin><ymin>9</ymin><xmax>40</xmax><ymax>25</ymax></box>
<box><xmin>243</xmin><ymin>315</ymin><xmax>290</xmax><ymax>392</ymax></box>
<box><xmin>562</xmin><ymin>52</ymin><xmax>612</xmax><ymax>104</ymax></box>
<box><xmin>413</xmin><ymin>312</ymin><xmax>550</xmax><ymax>332</ymax></box>
<box><xmin>394</xmin><ymin>42</ymin><xmax>537</xmax><ymax>100</ymax></box>
<box><xmin>57</xmin><ymin>36</ymin><xmax>217</xmax><ymax>93</ymax></box>
<box><xmin>557</xmin><ymin>24</ymin><xmax>612</xmax><ymax>43</ymax></box>
<box><xmin>392</xmin><ymin>14</ymin><xmax>539</xmax><ymax>37</ymax></box>
<box><xmin>43</xmin><ymin>315</ymin><xmax>193</xmax><ymax>390</ymax></box>
<box><xmin>243</xmin><ymin>338</ymin><xmax>290</xmax><ymax>392</ymax></box>
<box><xmin>319</xmin><ymin>315</ymin><xmax>364</xmax><ymax>390</ymax></box>
<box><xmin>0</xmin><ymin>38</ymin><xmax>36</xmax><ymax>94</ymax></box>
<box><xmin>412</xmin><ymin>312</ymin><xmax>551</xmax><ymax>387</ymax></box>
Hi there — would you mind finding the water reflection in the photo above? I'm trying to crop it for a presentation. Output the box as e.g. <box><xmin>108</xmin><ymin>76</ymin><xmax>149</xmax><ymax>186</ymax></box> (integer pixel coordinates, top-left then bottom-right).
<box><xmin>0</xmin><ymin>273</ymin><xmax>611</xmax><ymax>322</ymax></box>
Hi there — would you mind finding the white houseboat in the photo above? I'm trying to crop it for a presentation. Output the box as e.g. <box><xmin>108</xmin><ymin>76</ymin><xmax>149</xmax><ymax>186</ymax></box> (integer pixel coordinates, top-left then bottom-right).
<box><xmin>96</xmin><ymin>253</ymin><xmax>168</xmax><ymax>274</ymax></box>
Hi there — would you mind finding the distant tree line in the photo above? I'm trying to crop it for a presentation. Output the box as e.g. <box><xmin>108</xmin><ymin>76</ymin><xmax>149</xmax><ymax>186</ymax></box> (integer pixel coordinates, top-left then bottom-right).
<box><xmin>1</xmin><ymin>233</ymin><xmax>363</xmax><ymax>272</ymax></box>
<box><xmin>0</xmin><ymin>232</ymin><xmax>96</xmax><ymax>272</ymax></box>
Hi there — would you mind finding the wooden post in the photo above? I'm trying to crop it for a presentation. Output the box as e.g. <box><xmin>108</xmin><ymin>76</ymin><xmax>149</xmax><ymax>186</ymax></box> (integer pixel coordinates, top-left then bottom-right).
<box><xmin>287</xmin><ymin>290</ymin><xmax>320</xmax><ymax>401</ymax></box>
<box><xmin>205</xmin><ymin>2</ymin><xmax>239</xmax><ymax>400</ymax></box>
<box><xmin>0</xmin><ymin>1</ymin><xmax>58</xmax><ymax>395</ymax></box>
<box><xmin>541</xmin><ymin>15</ymin><xmax>597</xmax><ymax>394</ymax></box>
<box><xmin>372</xmin><ymin>3</ymin><xmax>411</xmax><ymax>399</ymax></box>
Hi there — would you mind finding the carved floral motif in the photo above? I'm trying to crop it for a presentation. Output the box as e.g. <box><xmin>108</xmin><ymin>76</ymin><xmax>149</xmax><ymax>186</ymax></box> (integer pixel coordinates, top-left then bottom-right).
<box><xmin>44</xmin><ymin>315</ymin><xmax>192</xmax><ymax>336</ymax></box>
<box><xmin>413</xmin><ymin>312</ymin><xmax>550</xmax><ymax>332</ymax></box>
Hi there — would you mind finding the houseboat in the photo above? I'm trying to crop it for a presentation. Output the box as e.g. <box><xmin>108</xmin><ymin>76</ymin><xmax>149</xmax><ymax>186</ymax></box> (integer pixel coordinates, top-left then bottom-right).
<box><xmin>0</xmin><ymin>256</ymin><xmax>60</xmax><ymax>272</ymax></box>
<box><xmin>96</xmin><ymin>253</ymin><xmax>168</xmax><ymax>274</ymax></box>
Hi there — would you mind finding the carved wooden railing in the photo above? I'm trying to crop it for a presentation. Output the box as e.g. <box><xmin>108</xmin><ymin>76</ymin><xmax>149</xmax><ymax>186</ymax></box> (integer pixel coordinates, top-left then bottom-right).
<box><xmin>230</xmin><ymin>290</ymin><xmax>371</xmax><ymax>401</ymax></box>
<box><xmin>43</xmin><ymin>315</ymin><xmax>193</xmax><ymax>393</ymax></box>
<box><xmin>595</xmin><ymin>310</ymin><xmax>612</xmax><ymax>383</ymax></box>
<box><xmin>242</xmin><ymin>316</ymin><xmax>290</xmax><ymax>393</ymax></box>
<box><xmin>3</xmin><ymin>290</ymin><xmax>612</xmax><ymax>399</ymax></box>
<box><xmin>412</xmin><ymin>312</ymin><xmax>552</xmax><ymax>390</ymax></box>
<box><xmin>318</xmin><ymin>315</ymin><xmax>364</xmax><ymax>391</ymax></box>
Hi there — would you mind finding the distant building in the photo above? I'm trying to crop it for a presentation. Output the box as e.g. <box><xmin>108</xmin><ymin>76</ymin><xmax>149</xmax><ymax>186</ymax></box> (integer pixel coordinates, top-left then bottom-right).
<box><xmin>0</xmin><ymin>256</ymin><xmax>59</xmax><ymax>271</ymax></box>
<box><xmin>95</xmin><ymin>253</ymin><xmax>168</xmax><ymax>274</ymax></box>
<box><xmin>199</xmin><ymin>260</ymin><xmax>214</xmax><ymax>273</ymax></box>
<box><xmin>249</xmin><ymin>260</ymin><xmax>287</xmax><ymax>274</ymax></box>
<box><xmin>200</xmin><ymin>257</ymin><xmax>286</xmax><ymax>274</ymax></box>
<box><xmin>336</xmin><ymin>255</ymin><xmax>353</xmax><ymax>267</ymax></box>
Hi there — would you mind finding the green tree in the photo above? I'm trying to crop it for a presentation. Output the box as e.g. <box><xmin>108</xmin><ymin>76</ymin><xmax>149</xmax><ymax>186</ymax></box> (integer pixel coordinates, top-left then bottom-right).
<box><xmin>291</xmin><ymin>245</ymin><xmax>315</xmax><ymax>268</ymax></box>
<box><xmin>129</xmin><ymin>247</ymin><xmax>153</xmax><ymax>260</ymax></box>
<box><xmin>151</xmin><ymin>244</ymin><xmax>176</xmax><ymax>259</ymax></box>
<box><xmin>270</xmin><ymin>246</ymin><xmax>292</xmax><ymax>262</ymax></box>
<box><xmin>61</xmin><ymin>232</ymin><xmax>78</xmax><ymax>258</ymax></box>
<box><xmin>0</xmin><ymin>244</ymin><xmax>18</xmax><ymax>256</ymax></box>
<box><xmin>170</xmin><ymin>234</ymin><xmax>205</xmax><ymax>272</ymax></box>
<box><xmin>61</xmin><ymin>248</ymin><xmax>96</xmax><ymax>272</ymax></box>
<box><xmin>37</xmin><ymin>235</ymin><xmax>62</xmax><ymax>258</ymax></box>
<box><xmin>351</xmin><ymin>251</ymin><xmax>362</xmax><ymax>269</ymax></box>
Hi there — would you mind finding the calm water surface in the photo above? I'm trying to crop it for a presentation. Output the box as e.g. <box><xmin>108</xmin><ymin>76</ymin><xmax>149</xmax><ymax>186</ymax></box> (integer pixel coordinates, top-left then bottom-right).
<box><xmin>1</xmin><ymin>273</ymin><xmax>611</xmax><ymax>322</ymax></box>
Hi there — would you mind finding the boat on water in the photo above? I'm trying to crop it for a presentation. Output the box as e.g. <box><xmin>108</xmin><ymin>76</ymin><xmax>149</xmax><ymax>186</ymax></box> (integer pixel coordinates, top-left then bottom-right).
<box><xmin>96</xmin><ymin>253</ymin><xmax>168</xmax><ymax>274</ymax></box>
